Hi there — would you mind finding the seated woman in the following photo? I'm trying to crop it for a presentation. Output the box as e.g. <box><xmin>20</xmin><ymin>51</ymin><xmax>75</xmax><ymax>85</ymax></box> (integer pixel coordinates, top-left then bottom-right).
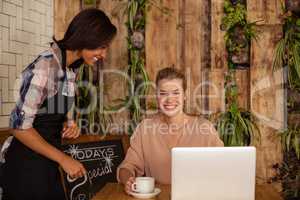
<box><xmin>117</xmin><ymin>67</ymin><xmax>224</xmax><ymax>194</ymax></box>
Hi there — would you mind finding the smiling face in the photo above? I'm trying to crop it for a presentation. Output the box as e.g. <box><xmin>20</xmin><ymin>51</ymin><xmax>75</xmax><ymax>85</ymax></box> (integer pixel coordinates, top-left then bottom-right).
<box><xmin>80</xmin><ymin>45</ymin><xmax>108</xmax><ymax>65</ymax></box>
<box><xmin>157</xmin><ymin>78</ymin><xmax>185</xmax><ymax>117</ymax></box>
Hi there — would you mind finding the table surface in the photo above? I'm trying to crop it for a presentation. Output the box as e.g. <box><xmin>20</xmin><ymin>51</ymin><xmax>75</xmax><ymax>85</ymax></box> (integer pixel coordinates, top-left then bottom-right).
<box><xmin>92</xmin><ymin>183</ymin><xmax>283</xmax><ymax>200</ymax></box>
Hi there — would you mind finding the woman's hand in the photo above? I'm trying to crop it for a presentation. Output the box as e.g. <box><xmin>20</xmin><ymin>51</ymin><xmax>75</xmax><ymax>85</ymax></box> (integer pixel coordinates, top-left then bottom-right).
<box><xmin>62</xmin><ymin>120</ymin><xmax>80</xmax><ymax>139</ymax></box>
<box><xmin>59</xmin><ymin>155</ymin><xmax>87</xmax><ymax>179</ymax></box>
<box><xmin>124</xmin><ymin>177</ymin><xmax>136</xmax><ymax>195</ymax></box>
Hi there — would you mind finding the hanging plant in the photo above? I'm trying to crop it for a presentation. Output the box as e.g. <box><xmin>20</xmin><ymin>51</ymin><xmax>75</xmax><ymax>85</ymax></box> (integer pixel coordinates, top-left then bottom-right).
<box><xmin>221</xmin><ymin>0</ymin><xmax>258</xmax><ymax>68</ymax></box>
<box><xmin>119</xmin><ymin>0</ymin><xmax>149</xmax><ymax>132</ymax></box>
<box><xmin>114</xmin><ymin>0</ymin><xmax>170</xmax><ymax>133</ymax></box>
<box><xmin>273</xmin><ymin>12</ymin><xmax>300</xmax><ymax>91</ymax></box>
<box><xmin>215</xmin><ymin>0</ymin><xmax>261</xmax><ymax>146</ymax></box>
<box><xmin>281</xmin><ymin>125</ymin><xmax>300</xmax><ymax>159</ymax></box>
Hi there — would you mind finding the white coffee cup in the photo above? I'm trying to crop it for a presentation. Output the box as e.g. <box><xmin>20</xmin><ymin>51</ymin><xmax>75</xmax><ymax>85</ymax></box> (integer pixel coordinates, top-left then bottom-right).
<box><xmin>131</xmin><ymin>177</ymin><xmax>155</xmax><ymax>194</ymax></box>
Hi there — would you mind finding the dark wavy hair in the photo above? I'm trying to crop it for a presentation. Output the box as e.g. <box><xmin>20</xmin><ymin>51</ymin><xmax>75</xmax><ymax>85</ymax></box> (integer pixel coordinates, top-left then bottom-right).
<box><xmin>54</xmin><ymin>8</ymin><xmax>117</xmax><ymax>50</ymax></box>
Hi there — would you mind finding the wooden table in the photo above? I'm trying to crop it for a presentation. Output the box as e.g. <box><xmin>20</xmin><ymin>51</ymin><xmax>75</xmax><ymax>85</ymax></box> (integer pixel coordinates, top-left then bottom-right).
<box><xmin>92</xmin><ymin>183</ymin><xmax>283</xmax><ymax>200</ymax></box>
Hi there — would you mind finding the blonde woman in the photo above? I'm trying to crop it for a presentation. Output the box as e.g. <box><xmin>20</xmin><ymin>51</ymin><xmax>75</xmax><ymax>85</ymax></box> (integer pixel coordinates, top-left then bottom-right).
<box><xmin>117</xmin><ymin>67</ymin><xmax>224</xmax><ymax>194</ymax></box>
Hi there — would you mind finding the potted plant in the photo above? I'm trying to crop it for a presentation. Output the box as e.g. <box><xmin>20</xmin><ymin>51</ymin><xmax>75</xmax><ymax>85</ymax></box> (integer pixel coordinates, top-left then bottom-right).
<box><xmin>286</xmin><ymin>0</ymin><xmax>300</xmax><ymax>16</ymax></box>
<box><xmin>212</xmin><ymin>72</ymin><xmax>261</xmax><ymax>146</ymax></box>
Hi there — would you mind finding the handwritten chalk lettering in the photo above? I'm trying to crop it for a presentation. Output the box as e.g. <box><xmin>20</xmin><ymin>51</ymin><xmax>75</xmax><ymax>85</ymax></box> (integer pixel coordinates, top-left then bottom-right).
<box><xmin>88</xmin><ymin>164</ymin><xmax>113</xmax><ymax>183</ymax></box>
<box><xmin>67</xmin><ymin>174</ymin><xmax>88</xmax><ymax>200</ymax></box>
<box><xmin>65</xmin><ymin>145</ymin><xmax>116</xmax><ymax>161</ymax></box>
<box><xmin>62</xmin><ymin>140</ymin><xmax>125</xmax><ymax>200</ymax></box>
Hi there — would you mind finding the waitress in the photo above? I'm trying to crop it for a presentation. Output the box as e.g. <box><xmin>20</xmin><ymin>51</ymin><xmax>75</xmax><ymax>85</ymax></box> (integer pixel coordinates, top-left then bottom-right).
<box><xmin>2</xmin><ymin>8</ymin><xmax>117</xmax><ymax>200</ymax></box>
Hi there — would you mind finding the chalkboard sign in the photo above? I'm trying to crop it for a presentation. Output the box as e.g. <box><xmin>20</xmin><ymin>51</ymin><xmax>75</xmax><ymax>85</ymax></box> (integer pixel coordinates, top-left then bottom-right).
<box><xmin>61</xmin><ymin>137</ymin><xmax>126</xmax><ymax>200</ymax></box>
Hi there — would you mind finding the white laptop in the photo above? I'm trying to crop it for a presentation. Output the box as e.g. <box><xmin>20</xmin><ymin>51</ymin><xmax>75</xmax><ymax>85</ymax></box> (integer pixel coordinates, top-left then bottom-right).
<box><xmin>171</xmin><ymin>147</ymin><xmax>256</xmax><ymax>200</ymax></box>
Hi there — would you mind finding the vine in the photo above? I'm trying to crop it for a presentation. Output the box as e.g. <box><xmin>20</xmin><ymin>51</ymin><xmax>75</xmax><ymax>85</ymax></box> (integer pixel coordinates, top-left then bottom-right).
<box><xmin>216</xmin><ymin>0</ymin><xmax>260</xmax><ymax>147</ymax></box>
<box><xmin>123</xmin><ymin>0</ymin><xmax>170</xmax><ymax>133</ymax></box>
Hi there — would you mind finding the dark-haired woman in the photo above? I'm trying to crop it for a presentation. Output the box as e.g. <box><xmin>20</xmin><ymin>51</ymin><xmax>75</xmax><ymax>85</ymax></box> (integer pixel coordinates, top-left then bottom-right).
<box><xmin>2</xmin><ymin>9</ymin><xmax>117</xmax><ymax>200</ymax></box>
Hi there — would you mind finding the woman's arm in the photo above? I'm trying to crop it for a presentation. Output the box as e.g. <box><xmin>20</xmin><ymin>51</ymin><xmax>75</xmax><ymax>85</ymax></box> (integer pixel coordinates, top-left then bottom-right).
<box><xmin>117</xmin><ymin>122</ymin><xmax>146</xmax><ymax>194</ymax></box>
<box><xmin>12</xmin><ymin>128</ymin><xmax>86</xmax><ymax>178</ymax></box>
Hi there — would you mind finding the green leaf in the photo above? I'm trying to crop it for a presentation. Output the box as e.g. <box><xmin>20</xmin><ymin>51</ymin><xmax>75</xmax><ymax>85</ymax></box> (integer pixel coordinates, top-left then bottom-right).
<box><xmin>296</xmin><ymin>19</ymin><xmax>300</xmax><ymax>27</ymax></box>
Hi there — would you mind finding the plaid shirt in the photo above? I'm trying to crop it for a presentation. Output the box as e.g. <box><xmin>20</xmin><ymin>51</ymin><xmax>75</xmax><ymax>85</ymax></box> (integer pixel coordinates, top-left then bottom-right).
<box><xmin>9</xmin><ymin>42</ymin><xmax>76</xmax><ymax>130</ymax></box>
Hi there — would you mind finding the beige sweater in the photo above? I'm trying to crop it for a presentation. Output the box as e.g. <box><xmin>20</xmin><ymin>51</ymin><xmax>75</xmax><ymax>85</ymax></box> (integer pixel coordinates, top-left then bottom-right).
<box><xmin>117</xmin><ymin>114</ymin><xmax>224</xmax><ymax>184</ymax></box>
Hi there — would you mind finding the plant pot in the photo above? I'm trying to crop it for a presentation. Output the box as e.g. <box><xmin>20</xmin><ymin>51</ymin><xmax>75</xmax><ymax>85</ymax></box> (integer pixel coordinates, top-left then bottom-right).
<box><xmin>231</xmin><ymin>46</ymin><xmax>250</xmax><ymax>64</ymax></box>
<box><xmin>131</xmin><ymin>31</ymin><xmax>144</xmax><ymax>49</ymax></box>
<box><xmin>285</xmin><ymin>0</ymin><xmax>300</xmax><ymax>15</ymax></box>
<box><xmin>230</xmin><ymin>0</ymin><xmax>246</xmax><ymax>5</ymax></box>
<box><xmin>233</xmin><ymin>26</ymin><xmax>248</xmax><ymax>47</ymax></box>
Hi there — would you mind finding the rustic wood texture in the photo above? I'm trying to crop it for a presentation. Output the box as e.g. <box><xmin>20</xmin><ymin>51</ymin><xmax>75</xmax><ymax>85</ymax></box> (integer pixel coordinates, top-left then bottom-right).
<box><xmin>54</xmin><ymin>0</ymin><xmax>81</xmax><ymax>40</ymax></box>
<box><xmin>211</xmin><ymin>0</ymin><xmax>227</xmax><ymax>69</ymax></box>
<box><xmin>247</xmin><ymin>0</ymin><xmax>283</xmax><ymax>25</ymax></box>
<box><xmin>178</xmin><ymin>0</ymin><xmax>203</xmax><ymax>114</ymax></box>
<box><xmin>208</xmin><ymin>69</ymin><xmax>226</xmax><ymax>114</ymax></box>
<box><xmin>145</xmin><ymin>0</ymin><xmax>179</xmax><ymax>110</ymax></box>
<box><xmin>97</xmin><ymin>0</ymin><xmax>130</xmax><ymax>133</ymax></box>
<box><xmin>146</xmin><ymin>0</ymin><xmax>212</xmax><ymax>115</ymax></box>
<box><xmin>235</xmin><ymin>69</ymin><xmax>250</xmax><ymax>110</ymax></box>
<box><xmin>250</xmin><ymin>25</ymin><xmax>284</xmax><ymax>183</ymax></box>
<box><xmin>92</xmin><ymin>183</ymin><xmax>283</xmax><ymax>200</ymax></box>
<box><xmin>145</xmin><ymin>0</ymin><xmax>179</xmax><ymax>81</ymax></box>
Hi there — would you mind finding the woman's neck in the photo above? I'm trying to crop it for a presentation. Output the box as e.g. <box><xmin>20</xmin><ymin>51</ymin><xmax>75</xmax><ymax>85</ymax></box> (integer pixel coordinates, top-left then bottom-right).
<box><xmin>66</xmin><ymin>50</ymin><xmax>80</xmax><ymax>68</ymax></box>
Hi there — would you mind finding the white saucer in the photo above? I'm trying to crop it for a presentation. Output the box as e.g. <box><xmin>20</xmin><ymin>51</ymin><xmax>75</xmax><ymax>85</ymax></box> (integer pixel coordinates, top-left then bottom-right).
<box><xmin>129</xmin><ymin>188</ymin><xmax>161</xmax><ymax>199</ymax></box>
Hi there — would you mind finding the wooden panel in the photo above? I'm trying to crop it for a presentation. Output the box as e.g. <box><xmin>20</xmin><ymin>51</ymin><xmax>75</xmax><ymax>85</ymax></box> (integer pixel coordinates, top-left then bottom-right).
<box><xmin>54</xmin><ymin>0</ymin><xmax>81</xmax><ymax>40</ymax></box>
<box><xmin>208</xmin><ymin>69</ymin><xmax>225</xmax><ymax>114</ymax></box>
<box><xmin>178</xmin><ymin>0</ymin><xmax>206</xmax><ymax>114</ymax></box>
<box><xmin>250</xmin><ymin>25</ymin><xmax>284</xmax><ymax>183</ymax></box>
<box><xmin>211</xmin><ymin>0</ymin><xmax>227</xmax><ymax>69</ymax></box>
<box><xmin>236</xmin><ymin>69</ymin><xmax>250</xmax><ymax>110</ymax></box>
<box><xmin>247</xmin><ymin>0</ymin><xmax>283</xmax><ymax>25</ymax></box>
<box><xmin>97</xmin><ymin>1</ymin><xmax>129</xmax><ymax>133</ymax></box>
<box><xmin>146</xmin><ymin>0</ymin><xmax>211</xmax><ymax>115</ymax></box>
<box><xmin>145</xmin><ymin>0</ymin><xmax>179</xmax><ymax>81</ymax></box>
<box><xmin>145</xmin><ymin>0</ymin><xmax>179</xmax><ymax>110</ymax></box>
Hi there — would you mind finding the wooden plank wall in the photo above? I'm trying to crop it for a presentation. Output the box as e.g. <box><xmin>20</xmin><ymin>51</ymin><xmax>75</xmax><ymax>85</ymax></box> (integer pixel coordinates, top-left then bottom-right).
<box><xmin>97</xmin><ymin>0</ymin><xmax>129</xmax><ymax>134</ymax></box>
<box><xmin>54</xmin><ymin>0</ymin><xmax>285</xmax><ymax>184</ymax></box>
<box><xmin>54</xmin><ymin>0</ymin><xmax>81</xmax><ymax>40</ymax></box>
<box><xmin>209</xmin><ymin>0</ymin><xmax>227</xmax><ymax>114</ymax></box>
<box><xmin>247</xmin><ymin>0</ymin><xmax>284</xmax><ymax>184</ymax></box>
<box><xmin>146</xmin><ymin>0</ymin><xmax>212</xmax><ymax>115</ymax></box>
